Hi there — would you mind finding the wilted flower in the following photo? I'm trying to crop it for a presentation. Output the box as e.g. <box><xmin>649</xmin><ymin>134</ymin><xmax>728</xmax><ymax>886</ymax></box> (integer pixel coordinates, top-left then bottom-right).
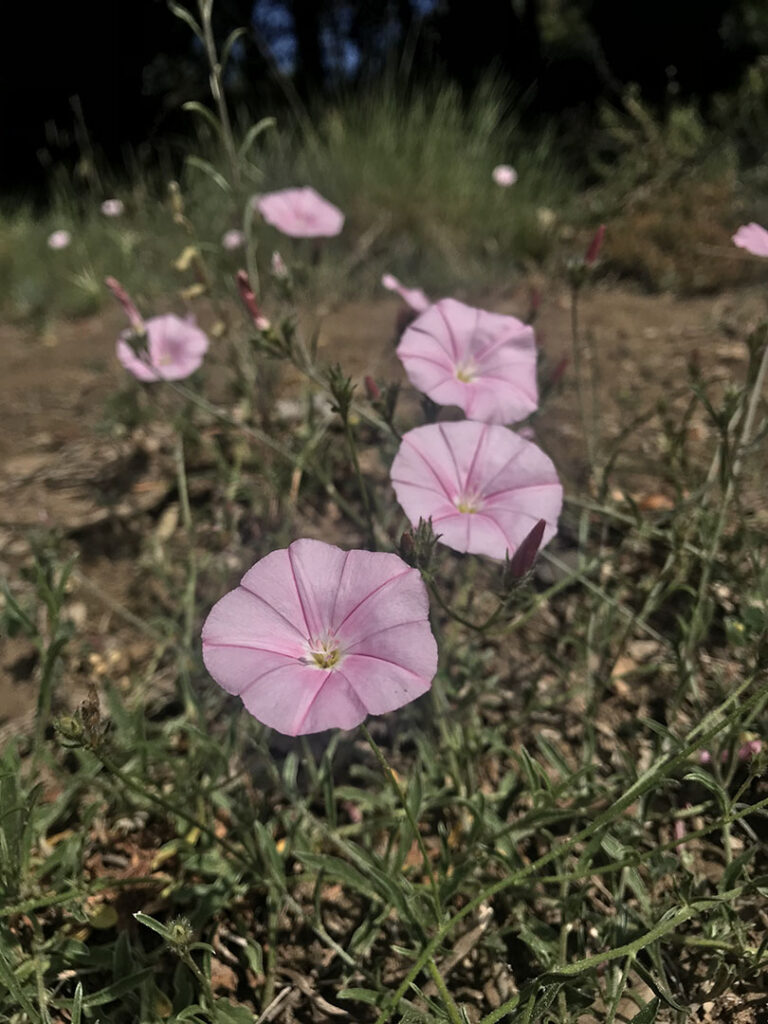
<box><xmin>221</xmin><ymin>228</ymin><xmax>245</xmax><ymax>251</ymax></box>
<box><xmin>116</xmin><ymin>314</ymin><xmax>209</xmax><ymax>382</ymax></box>
<box><xmin>381</xmin><ymin>273</ymin><xmax>430</xmax><ymax>313</ymax></box>
<box><xmin>733</xmin><ymin>222</ymin><xmax>768</xmax><ymax>258</ymax></box>
<box><xmin>391</xmin><ymin>421</ymin><xmax>562</xmax><ymax>561</ymax></box>
<box><xmin>256</xmin><ymin>187</ymin><xmax>344</xmax><ymax>238</ymax></box>
<box><xmin>492</xmin><ymin>164</ymin><xmax>518</xmax><ymax>187</ymax></box>
<box><xmin>100</xmin><ymin>198</ymin><xmax>124</xmax><ymax>218</ymax></box>
<box><xmin>397</xmin><ymin>298</ymin><xmax>538</xmax><ymax>424</ymax></box>
<box><xmin>202</xmin><ymin>539</ymin><xmax>437</xmax><ymax>735</ymax></box>
<box><xmin>47</xmin><ymin>230</ymin><xmax>71</xmax><ymax>250</ymax></box>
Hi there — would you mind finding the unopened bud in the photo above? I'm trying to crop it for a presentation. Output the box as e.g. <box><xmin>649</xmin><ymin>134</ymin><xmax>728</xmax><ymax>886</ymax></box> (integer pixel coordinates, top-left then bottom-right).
<box><xmin>105</xmin><ymin>276</ymin><xmax>145</xmax><ymax>334</ymax></box>
<box><xmin>236</xmin><ymin>269</ymin><xmax>262</xmax><ymax>325</ymax></box>
<box><xmin>507</xmin><ymin>519</ymin><xmax>546</xmax><ymax>579</ymax></box>
<box><xmin>584</xmin><ymin>224</ymin><xmax>606</xmax><ymax>267</ymax></box>
<box><xmin>364</xmin><ymin>375</ymin><xmax>381</xmax><ymax>402</ymax></box>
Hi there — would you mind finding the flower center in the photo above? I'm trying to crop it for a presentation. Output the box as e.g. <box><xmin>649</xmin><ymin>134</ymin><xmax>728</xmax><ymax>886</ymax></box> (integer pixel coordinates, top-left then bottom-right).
<box><xmin>455</xmin><ymin>491</ymin><xmax>483</xmax><ymax>514</ymax></box>
<box><xmin>455</xmin><ymin>360</ymin><xmax>477</xmax><ymax>383</ymax></box>
<box><xmin>306</xmin><ymin>635</ymin><xmax>344</xmax><ymax>669</ymax></box>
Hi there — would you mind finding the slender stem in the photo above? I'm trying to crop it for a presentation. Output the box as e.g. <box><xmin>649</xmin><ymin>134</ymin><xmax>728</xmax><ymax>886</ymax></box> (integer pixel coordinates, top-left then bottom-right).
<box><xmin>197</xmin><ymin>0</ymin><xmax>241</xmax><ymax>191</ymax></box>
<box><xmin>570</xmin><ymin>285</ymin><xmax>596</xmax><ymax>473</ymax></box>
<box><xmin>161</xmin><ymin>378</ymin><xmax>368</xmax><ymax>531</ymax></box>
<box><xmin>360</xmin><ymin>723</ymin><xmax>442</xmax><ymax>927</ymax></box>
<box><xmin>181</xmin><ymin>949</ymin><xmax>221</xmax><ymax>1021</ymax></box>
<box><xmin>426</xmin><ymin>958</ymin><xmax>464</xmax><ymax>1024</ymax></box>
<box><xmin>685</xmin><ymin>335</ymin><xmax>768</xmax><ymax>669</ymax></box>
<box><xmin>174</xmin><ymin>434</ymin><xmax>199</xmax><ymax>718</ymax></box>
<box><xmin>342</xmin><ymin>417</ymin><xmax>376</xmax><ymax>549</ymax></box>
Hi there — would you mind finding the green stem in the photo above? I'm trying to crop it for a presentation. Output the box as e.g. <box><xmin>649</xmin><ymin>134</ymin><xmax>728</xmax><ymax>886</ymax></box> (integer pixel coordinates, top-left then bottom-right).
<box><xmin>342</xmin><ymin>417</ymin><xmax>376</xmax><ymax>548</ymax></box>
<box><xmin>360</xmin><ymin>723</ymin><xmax>442</xmax><ymax>927</ymax></box>
<box><xmin>197</xmin><ymin>0</ymin><xmax>241</xmax><ymax>191</ymax></box>
<box><xmin>174</xmin><ymin>434</ymin><xmax>199</xmax><ymax>718</ymax></box>
<box><xmin>426</xmin><ymin>957</ymin><xmax>464</xmax><ymax>1024</ymax></box>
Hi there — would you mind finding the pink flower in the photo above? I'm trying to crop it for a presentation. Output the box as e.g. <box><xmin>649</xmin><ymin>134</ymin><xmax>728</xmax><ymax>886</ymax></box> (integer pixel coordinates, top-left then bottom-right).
<box><xmin>201</xmin><ymin>539</ymin><xmax>437</xmax><ymax>735</ymax></box>
<box><xmin>492</xmin><ymin>164</ymin><xmax>518</xmax><ymax>187</ymax></box>
<box><xmin>221</xmin><ymin>228</ymin><xmax>245</xmax><ymax>250</ymax></box>
<box><xmin>390</xmin><ymin>421</ymin><xmax>562</xmax><ymax>561</ymax></box>
<box><xmin>381</xmin><ymin>273</ymin><xmax>430</xmax><ymax>313</ymax></box>
<box><xmin>584</xmin><ymin>224</ymin><xmax>606</xmax><ymax>266</ymax></box>
<box><xmin>733</xmin><ymin>222</ymin><xmax>768</xmax><ymax>258</ymax></box>
<box><xmin>100</xmin><ymin>198</ymin><xmax>124</xmax><ymax>218</ymax></box>
<box><xmin>255</xmin><ymin>187</ymin><xmax>344</xmax><ymax>238</ymax></box>
<box><xmin>397</xmin><ymin>298</ymin><xmax>538</xmax><ymax>424</ymax></box>
<box><xmin>116</xmin><ymin>314</ymin><xmax>209</xmax><ymax>382</ymax></box>
<box><xmin>47</xmin><ymin>230</ymin><xmax>71</xmax><ymax>250</ymax></box>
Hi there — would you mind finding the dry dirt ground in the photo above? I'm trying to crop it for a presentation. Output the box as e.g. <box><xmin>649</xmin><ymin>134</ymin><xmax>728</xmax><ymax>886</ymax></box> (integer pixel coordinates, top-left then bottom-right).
<box><xmin>2</xmin><ymin>280</ymin><xmax>766</xmax><ymax>735</ymax></box>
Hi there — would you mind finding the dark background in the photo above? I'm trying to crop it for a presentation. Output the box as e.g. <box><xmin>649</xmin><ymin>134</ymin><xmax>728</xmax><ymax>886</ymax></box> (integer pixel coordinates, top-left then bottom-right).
<box><xmin>2</xmin><ymin>0</ymin><xmax>765</xmax><ymax>199</ymax></box>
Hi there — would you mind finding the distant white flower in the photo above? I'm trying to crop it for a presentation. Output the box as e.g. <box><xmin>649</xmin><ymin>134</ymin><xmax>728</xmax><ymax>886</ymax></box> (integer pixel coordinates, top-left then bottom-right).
<box><xmin>492</xmin><ymin>164</ymin><xmax>518</xmax><ymax>188</ymax></box>
<box><xmin>47</xmin><ymin>230</ymin><xmax>72</xmax><ymax>250</ymax></box>
<box><xmin>221</xmin><ymin>228</ymin><xmax>245</xmax><ymax>251</ymax></box>
<box><xmin>100</xmin><ymin>198</ymin><xmax>124</xmax><ymax>218</ymax></box>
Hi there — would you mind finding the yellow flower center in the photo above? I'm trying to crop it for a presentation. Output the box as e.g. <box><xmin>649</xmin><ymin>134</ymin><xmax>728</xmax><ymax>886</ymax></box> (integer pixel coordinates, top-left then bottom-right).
<box><xmin>456</xmin><ymin>492</ymin><xmax>482</xmax><ymax>514</ymax></box>
<box><xmin>308</xmin><ymin>636</ymin><xmax>343</xmax><ymax>669</ymax></box>
<box><xmin>455</xmin><ymin>360</ymin><xmax>477</xmax><ymax>383</ymax></box>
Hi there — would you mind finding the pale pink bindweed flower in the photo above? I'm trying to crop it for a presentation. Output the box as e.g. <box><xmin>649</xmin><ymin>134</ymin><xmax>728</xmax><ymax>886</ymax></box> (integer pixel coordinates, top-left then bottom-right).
<box><xmin>391</xmin><ymin>421</ymin><xmax>563</xmax><ymax>561</ymax></box>
<box><xmin>116</xmin><ymin>314</ymin><xmax>209</xmax><ymax>382</ymax></box>
<box><xmin>202</xmin><ymin>538</ymin><xmax>437</xmax><ymax>735</ymax></box>
<box><xmin>381</xmin><ymin>273</ymin><xmax>430</xmax><ymax>313</ymax></box>
<box><xmin>221</xmin><ymin>228</ymin><xmax>245</xmax><ymax>250</ymax></box>
<box><xmin>492</xmin><ymin>164</ymin><xmax>518</xmax><ymax>187</ymax></box>
<box><xmin>100</xmin><ymin>198</ymin><xmax>124</xmax><ymax>218</ymax></box>
<box><xmin>47</xmin><ymin>230</ymin><xmax>71</xmax><ymax>250</ymax></box>
<box><xmin>255</xmin><ymin>187</ymin><xmax>344</xmax><ymax>238</ymax></box>
<box><xmin>397</xmin><ymin>298</ymin><xmax>539</xmax><ymax>424</ymax></box>
<box><xmin>732</xmin><ymin>222</ymin><xmax>768</xmax><ymax>258</ymax></box>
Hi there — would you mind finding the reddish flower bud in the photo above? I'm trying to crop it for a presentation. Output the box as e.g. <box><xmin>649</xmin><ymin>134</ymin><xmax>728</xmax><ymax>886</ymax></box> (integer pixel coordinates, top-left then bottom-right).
<box><xmin>105</xmin><ymin>276</ymin><xmax>144</xmax><ymax>334</ymax></box>
<box><xmin>507</xmin><ymin>519</ymin><xmax>546</xmax><ymax>578</ymax></box>
<box><xmin>364</xmin><ymin>375</ymin><xmax>381</xmax><ymax>402</ymax></box>
<box><xmin>585</xmin><ymin>224</ymin><xmax>606</xmax><ymax>267</ymax></box>
<box><xmin>236</xmin><ymin>269</ymin><xmax>261</xmax><ymax>325</ymax></box>
<box><xmin>548</xmin><ymin>356</ymin><xmax>569</xmax><ymax>390</ymax></box>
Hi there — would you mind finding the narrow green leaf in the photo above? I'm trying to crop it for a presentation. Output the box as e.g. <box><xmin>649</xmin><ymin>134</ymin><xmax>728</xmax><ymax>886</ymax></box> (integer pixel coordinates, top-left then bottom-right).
<box><xmin>133</xmin><ymin>911</ymin><xmax>170</xmax><ymax>940</ymax></box>
<box><xmin>186</xmin><ymin>155</ymin><xmax>232</xmax><ymax>193</ymax></box>
<box><xmin>182</xmin><ymin>101</ymin><xmax>222</xmax><ymax>137</ymax></box>
<box><xmin>167</xmin><ymin>1</ymin><xmax>203</xmax><ymax>41</ymax></box>
<box><xmin>339</xmin><ymin>987</ymin><xmax>382</xmax><ymax>1005</ymax></box>
<box><xmin>71</xmin><ymin>982</ymin><xmax>84</xmax><ymax>1024</ymax></box>
<box><xmin>238</xmin><ymin>117</ymin><xmax>277</xmax><ymax>160</ymax></box>
<box><xmin>221</xmin><ymin>26</ymin><xmax>247</xmax><ymax>69</ymax></box>
<box><xmin>629</xmin><ymin>997</ymin><xmax>660</xmax><ymax>1023</ymax></box>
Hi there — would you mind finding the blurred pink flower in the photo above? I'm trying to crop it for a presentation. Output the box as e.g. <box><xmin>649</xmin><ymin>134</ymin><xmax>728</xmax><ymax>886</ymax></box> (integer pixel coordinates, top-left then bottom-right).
<box><xmin>492</xmin><ymin>164</ymin><xmax>518</xmax><ymax>187</ymax></box>
<box><xmin>733</xmin><ymin>222</ymin><xmax>768</xmax><ymax>258</ymax></box>
<box><xmin>256</xmin><ymin>187</ymin><xmax>344</xmax><ymax>238</ymax></box>
<box><xmin>381</xmin><ymin>273</ymin><xmax>430</xmax><ymax>313</ymax></box>
<box><xmin>397</xmin><ymin>298</ymin><xmax>538</xmax><ymax>424</ymax></box>
<box><xmin>221</xmin><ymin>228</ymin><xmax>245</xmax><ymax>250</ymax></box>
<box><xmin>391</xmin><ymin>421</ymin><xmax>562</xmax><ymax>561</ymax></box>
<box><xmin>100</xmin><ymin>198</ymin><xmax>124</xmax><ymax>217</ymax></box>
<box><xmin>116</xmin><ymin>314</ymin><xmax>209</xmax><ymax>382</ymax></box>
<box><xmin>202</xmin><ymin>538</ymin><xmax>437</xmax><ymax>735</ymax></box>
<box><xmin>47</xmin><ymin>230</ymin><xmax>71</xmax><ymax>250</ymax></box>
